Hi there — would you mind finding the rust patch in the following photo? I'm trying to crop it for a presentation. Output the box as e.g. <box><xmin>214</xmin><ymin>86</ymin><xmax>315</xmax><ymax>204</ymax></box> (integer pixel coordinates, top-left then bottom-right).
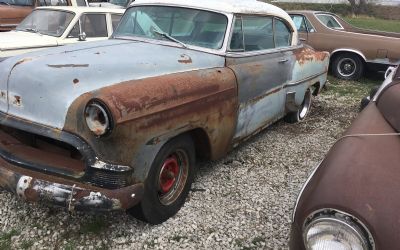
<box><xmin>13</xmin><ymin>95</ymin><xmax>21</xmax><ymax>106</ymax></box>
<box><xmin>295</xmin><ymin>47</ymin><xmax>329</xmax><ymax>65</ymax></box>
<box><xmin>14</xmin><ymin>58</ymin><xmax>32</xmax><ymax>67</ymax></box>
<box><xmin>73</xmin><ymin>79</ymin><xmax>79</xmax><ymax>84</ymax></box>
<box><xmin>178</xmin><ymin>54</ymin><xmax>192</xmax><ymax>64</ymax></box>
<box><xmin>47</xmin><ymin>64</ymin><xmax>89</xmax><ymax>68</ymax></box>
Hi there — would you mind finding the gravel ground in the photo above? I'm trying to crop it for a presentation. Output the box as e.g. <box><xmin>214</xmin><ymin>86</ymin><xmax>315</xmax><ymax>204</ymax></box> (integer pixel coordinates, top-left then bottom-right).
<box><xmin>0</xmin><ymin>79</ymin><xmax>373</xmax><ymax>250</ymax></box>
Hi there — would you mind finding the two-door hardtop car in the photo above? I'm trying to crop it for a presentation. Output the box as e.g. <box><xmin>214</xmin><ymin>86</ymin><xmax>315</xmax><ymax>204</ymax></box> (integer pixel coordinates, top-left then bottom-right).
<box><xmin>290</xmin><ymin>66</ymin><xmax>400</xmax><ymax>249</ymax></box>
<box><xmin>0</xmin><ymin>0</ymin><xmax>88</xmax><ymax>31</ymax></box>
<box><xmin>288</xmin><ymin>11</ymin><xmax>400</xmax><ymax>80</ymax></box>
<box><xmin>0</xmin><ymin>7</ymin><xmax>124</xmax><ymax>61</ymax></box>
<box><xmin>0</xmin><ymin>0</ymin><xmax>329</xmax><ymax>224</ymax></box>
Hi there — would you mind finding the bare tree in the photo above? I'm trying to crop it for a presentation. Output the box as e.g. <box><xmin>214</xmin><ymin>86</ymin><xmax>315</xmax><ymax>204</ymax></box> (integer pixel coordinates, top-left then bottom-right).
<box><xmin>348</xmin><ymin>0</ymin><xmax>369</xmax><ymax>15</ymax></box>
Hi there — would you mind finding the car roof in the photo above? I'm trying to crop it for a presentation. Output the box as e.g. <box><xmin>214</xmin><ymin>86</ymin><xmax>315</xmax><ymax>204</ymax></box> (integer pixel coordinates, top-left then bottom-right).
<box><xmin>287</xmin><ymin>10</ymin><xmax>334</xmax><ymax>15</ymax></box>
<box><xmin>36</xmin><ymin>6</ymin><xmax>125</xmax><ymax>14</ymax></box>
<box><xmin>131</xmin><ymin>0</ymin><xmax>289</xmax><ymax>18</ymax></box>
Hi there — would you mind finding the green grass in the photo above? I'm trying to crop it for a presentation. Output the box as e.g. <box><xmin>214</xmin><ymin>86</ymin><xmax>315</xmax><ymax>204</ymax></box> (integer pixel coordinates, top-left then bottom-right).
<box><xmin>20</xmin><ymin>239</ymin><xmax>34</xmax><ymax>250</ymax></box>
<box><xmin>326</xmin><ymin>75</ymin><xmax>380</xmax><ymax>99</ymax></box>
<box><xmin>0</xmin><ymin>229</ymin><xmax>20</xmax><ymax>250</ymax></box>
<box><xmin>344</xmin><ymin>16</ymin><xmax>400</xmax><ymax>33</ymax></box>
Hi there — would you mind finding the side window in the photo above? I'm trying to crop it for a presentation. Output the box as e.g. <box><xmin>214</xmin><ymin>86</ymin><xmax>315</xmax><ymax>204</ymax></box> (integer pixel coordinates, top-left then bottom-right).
<box><xmin>229</xmin><ymin>15</ymin><xmax>292</xmax><ymax>52</ymax></box>
<box><xmin>38</xmin><ymin>0</ymin><xmax>68</xmax><ymax>6</ymax></box>
<box><xmin>229</xmin><ymin>16</ymin><xmax>274</xmax><ymax>52</ymax></box>
<box><xmin>316</xmin><ymin>14</ymin><xmax>343</xmax><ymax>29</ymax></box>
<box><xmin>290</xmin><ymin>15</ymin><xmax>307</xmax><ymax>33</ymax></box>
<box><xmin>75</xmin><ymin>0</ymin><xmax>87</xmax><ymax>6</ymax></box>
<box><xmin>274</xmin><ymin>18</ymin><xmax>291</xmax><ymax>48</ymax></box>
<box><xmin>111</xmin><ymin>14</ymin><xmax>122</xmax><ymax>30</ymax></box>
<box><xmin>68</xmin><ymin>14</ymin><xmax>108</xmax><ymax>38</ymax></box>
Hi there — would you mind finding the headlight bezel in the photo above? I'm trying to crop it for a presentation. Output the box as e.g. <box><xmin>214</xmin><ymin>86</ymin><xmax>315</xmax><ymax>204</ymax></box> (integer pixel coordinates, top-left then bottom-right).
<box><xmin>84</xmin><ymin>99</ymin><xmax>114</xmax><ymax>137</ymax></box>
<box><xmin>303</xmin><ymin>208</ymin><xmax>375</xmax><ymax>250</ymax></box>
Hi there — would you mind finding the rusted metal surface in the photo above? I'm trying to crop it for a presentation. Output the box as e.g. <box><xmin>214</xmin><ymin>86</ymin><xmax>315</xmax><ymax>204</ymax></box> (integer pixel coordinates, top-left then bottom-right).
<box><xmin>0</xmin><ymin>161</ymin><xmax>143</xmax><ymax>211</ymax></box>
<box><xmin>227</xmin><ymin>45</ymin><xmax>329</xmax><ymax>141</ymax></box>
<box><xmin>288</xmin><ymin>11</ymin><xmax>400</xmax><ymax>66</ymax></box>
<box><xmin>63</xmin><ymin>68</ymin><xmax>238</xmax><ymax>182</ymax></box>
<box><xmin>0</xmin><ymin>2</ymin><xmax>329</xmax><ymax>213</ymax></box>
<box><xmin>291</xmin><ymin>81</ymin><xmax>400</xmax><ymax>249</ymax></box>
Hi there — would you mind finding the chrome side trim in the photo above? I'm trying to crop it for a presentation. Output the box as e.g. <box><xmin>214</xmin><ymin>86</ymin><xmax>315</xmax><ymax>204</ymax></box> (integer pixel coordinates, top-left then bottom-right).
<box><xmin>283</xmin><ymin>70</ymin><xmax>327</xmax><ymax>89</ymax></box>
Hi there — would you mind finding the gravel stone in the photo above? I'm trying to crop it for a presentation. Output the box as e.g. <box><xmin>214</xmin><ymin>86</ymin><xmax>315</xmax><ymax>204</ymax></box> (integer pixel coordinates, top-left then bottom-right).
<box><xmin>0</xmin><ymin>82</ymin><xmax>362</xmax><ymax>249</ymax></box>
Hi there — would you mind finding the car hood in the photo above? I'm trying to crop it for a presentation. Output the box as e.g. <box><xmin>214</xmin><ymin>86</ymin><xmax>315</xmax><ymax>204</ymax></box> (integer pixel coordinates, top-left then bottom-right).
<box><xmin>0</xmin><ymin>30</ymin><xmax>58</xmax><ymax>52</ymax></box>
<box><xmin>294</xmin><ymin>100</ymin><xmax>400</xmax><ymax>248</ymax></box>
<box><xmin>0</xmin><ymin>39</ymin><xmax>225</xmax><ymax>129</ymax></box>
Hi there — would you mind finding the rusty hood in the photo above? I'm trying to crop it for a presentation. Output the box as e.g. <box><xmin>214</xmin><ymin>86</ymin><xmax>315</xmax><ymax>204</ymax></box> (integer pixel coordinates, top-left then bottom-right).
<box><xmin>0</xmin><ymin>39</ymin><xmax>225</xmax><ymax>129</ymax></box>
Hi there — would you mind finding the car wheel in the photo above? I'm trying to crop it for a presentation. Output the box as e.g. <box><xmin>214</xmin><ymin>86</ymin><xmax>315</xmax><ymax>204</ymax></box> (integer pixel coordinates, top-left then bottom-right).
<box><xmin>284</xmin><ymin>88</ymin><xmax>312</xmax><ymax>123</ymax></box>
<box><xmin>332</xmin><ymin>53</ymin><xmax>364</xmax><ymax>80</ymax></box>
<box><xmin>128</xmin><ymin>135</ymin><xmax>196</xmax><ymax>224</ymax></box>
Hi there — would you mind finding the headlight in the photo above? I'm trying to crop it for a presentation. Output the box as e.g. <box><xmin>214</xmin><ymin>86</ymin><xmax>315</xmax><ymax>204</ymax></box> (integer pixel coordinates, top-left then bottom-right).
<box><xmin>303</xmin><ymin>209</ymin><xmax>375</xmax><ymax>250</ymax></box>
<box><xmin>84</xmin><ymin>100</ymin><xmax>113</xmax><ymax>136</ymax></box>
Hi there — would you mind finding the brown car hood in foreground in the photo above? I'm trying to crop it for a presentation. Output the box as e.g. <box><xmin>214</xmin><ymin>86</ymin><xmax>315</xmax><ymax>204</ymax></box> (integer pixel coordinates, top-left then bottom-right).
<box><xmin>291</xmin><ymin>80</ymin><xmax>400</xmax><ymax>249</ymax></box>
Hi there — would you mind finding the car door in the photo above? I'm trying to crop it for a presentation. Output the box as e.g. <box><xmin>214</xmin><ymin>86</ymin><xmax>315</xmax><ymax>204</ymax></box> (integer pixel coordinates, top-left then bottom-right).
<box><xmin>290</xmin><ymin>14</ymin><xmax>317</xmax><ymax>45</ymax></box>
<box><xmin>62</xmin><ymin>13</ymin><xmax>110</xmax><ymax>44</ymax></box>
<box><xmin>226</xmin><ymin>15</ymin><xmax>295</xmax><ymax>141</ymax></box>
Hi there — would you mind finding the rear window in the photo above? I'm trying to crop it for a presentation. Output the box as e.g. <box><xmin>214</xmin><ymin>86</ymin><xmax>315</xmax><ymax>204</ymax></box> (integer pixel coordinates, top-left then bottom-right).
<box><xmin>316</xmin><ymin>14</ymin><xmax>343</xmax><ymax>29</ymax></box>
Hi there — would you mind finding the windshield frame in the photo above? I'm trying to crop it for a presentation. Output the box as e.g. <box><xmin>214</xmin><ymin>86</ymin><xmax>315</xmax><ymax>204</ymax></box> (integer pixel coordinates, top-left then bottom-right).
<box><xmin>112</xmin><ymin>4</ymin><xmax>233</xmax><ymax>55</ymax></box>
<box><xmin>16</xmin><ymin>9</ymin><xmax>76</xmax><ymax>38</ymax></box>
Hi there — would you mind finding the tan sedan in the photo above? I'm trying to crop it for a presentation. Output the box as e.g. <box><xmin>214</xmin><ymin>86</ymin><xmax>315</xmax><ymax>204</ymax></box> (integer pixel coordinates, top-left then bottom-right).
<box><xmin>289</xmin><ymin>11</ymin><xmax>400</xmax><ymax>80</ymax></box>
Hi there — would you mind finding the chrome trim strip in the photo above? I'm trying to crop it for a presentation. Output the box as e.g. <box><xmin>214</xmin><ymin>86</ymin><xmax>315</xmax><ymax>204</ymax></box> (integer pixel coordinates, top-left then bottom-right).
<box><xmin>283</xmin><ymin>70</ymin><xmax>327</xmax><ymax>89</ymax></box>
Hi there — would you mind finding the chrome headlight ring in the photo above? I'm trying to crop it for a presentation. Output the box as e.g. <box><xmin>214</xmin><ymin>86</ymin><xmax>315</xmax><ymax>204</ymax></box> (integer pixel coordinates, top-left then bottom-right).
<box><xmin>303</xmin><ymin>208</ymin><xmax>375</xmax><ymax>250</ymax></box>
<box><xmin>84</xmin><ymin>100</ymin><xmax>113</xmax><ymax>137</ymax></box>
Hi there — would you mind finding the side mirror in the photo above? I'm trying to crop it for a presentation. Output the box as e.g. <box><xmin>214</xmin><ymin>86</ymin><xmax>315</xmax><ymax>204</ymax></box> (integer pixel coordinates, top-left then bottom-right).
<box><xmin>78</xmin><ymin>32</ymin><xmax>87</xmax><ymax>41</ymax></box>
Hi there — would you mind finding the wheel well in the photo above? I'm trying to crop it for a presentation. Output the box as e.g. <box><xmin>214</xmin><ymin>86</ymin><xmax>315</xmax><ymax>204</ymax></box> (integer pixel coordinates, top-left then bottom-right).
<box><xmin>184</xmin><ymin>128</ymin><xmax>211</xmax><ymax>162</ymax></box>
<box><xmin>311</xmin><ymin>82</ymin><xmax>320</xmax><ymax>96</ymax></box>
<box><xmin>330</xmin><ymin>51</ymin><xmax>366</xmax><ymax>67</ymax></box>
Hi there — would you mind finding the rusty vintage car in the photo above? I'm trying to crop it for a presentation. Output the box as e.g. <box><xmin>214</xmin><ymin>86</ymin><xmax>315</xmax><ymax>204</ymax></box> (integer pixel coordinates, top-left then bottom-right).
<box><xmin>0</xmin><ymin>0</ymin><xmax>329</xmax><ymax>224</ymax></box>
<box><xmin>0</xmin><ymin>0</ymin><xmax>88</xmax><ymax>31</ymax></box>
<box><xmin>288</xmin><ymin>11</ymin><xmax>400</xmax><ymax>80</ymax></box>
<box><xmin>290</xmin><ymin>66</ymin><xmax>400</xmax><ymax>249</ymax></box>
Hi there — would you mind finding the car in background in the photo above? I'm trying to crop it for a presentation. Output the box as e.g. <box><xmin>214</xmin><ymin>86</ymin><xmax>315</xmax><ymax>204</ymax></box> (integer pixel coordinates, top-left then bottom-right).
<box><xmin>290</xmin><ymin>66</ymin><xmax>400</xmax><ymax>249</ymax></box>
<box><xmin>0</xmin><ymin>0</ymin><xmax>88</xmax><ymax>31</ymax></box>
<box><xmin>0</xmin><ymin>6</ymin><xmax>124</xmax><ymax>60</ymax></box>
<box><xmin>288</xmin><ymin>11</ymin><xmax>400</xmax><ymax>80</ymax></box>
<box><xmin>0</xmin><ymin>0</ymin><xmax>329</xmax><ymax>224</ymax></box>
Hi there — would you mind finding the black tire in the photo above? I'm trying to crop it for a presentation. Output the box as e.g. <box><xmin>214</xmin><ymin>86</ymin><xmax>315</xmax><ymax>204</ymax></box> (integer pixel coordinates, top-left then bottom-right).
<box><xmin>360</xmin><ymin>85</ymin><xmax>379</xmax><ymax>111</ymax></box>
<box><xmin>284</xmin><ymin>88</ymin><xmax>312</xmax><ymax>123</ymax></box>
<box><xmin>332</xmin><ymin>53</ymin><xmax>364</xmax><ymax>80</ymax></box>
<box><xmin>128</xmin><ymin>135</ymin><xmax>196</xmax><ymax>224</ymax></box>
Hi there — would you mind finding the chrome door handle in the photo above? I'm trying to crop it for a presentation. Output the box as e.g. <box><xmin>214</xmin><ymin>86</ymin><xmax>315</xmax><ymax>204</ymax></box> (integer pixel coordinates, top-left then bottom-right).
<box><xmin>278</xmin><ymin>58</ymin><xmax>289</xmax><ymax>63</ymax></box>
<box><xmin>299</xmin><ymin>38</ymin><xmax>306</xmax><ymax>41</ymax></box>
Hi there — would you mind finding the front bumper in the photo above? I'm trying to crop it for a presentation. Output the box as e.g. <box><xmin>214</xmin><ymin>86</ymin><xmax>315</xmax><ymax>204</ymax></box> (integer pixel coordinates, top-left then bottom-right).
<box><xmin>0</xmin><ymin>159</ymin><xmax>144</xmax><ymax>211</ymax></box>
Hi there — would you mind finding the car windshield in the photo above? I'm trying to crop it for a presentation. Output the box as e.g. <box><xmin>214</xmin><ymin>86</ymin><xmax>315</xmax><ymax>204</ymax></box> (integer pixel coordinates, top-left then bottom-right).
<box><xmin>16</xmin><ymin>9</ymin><xmax>75</xmax><ymax>37</ymax></box>
<box><xmin>316</xmin><ymin>14</ymin><xmax>343</xmax><ymax>29</ymax></box>
<box><xmin>114</xmin><ymin>6</ymin><xmax>228</xmax><ymax>50</ymax></box>
<box><xmin>0</xmin><ymin>0</ymin><xmax>33</xmax><ymax>6</ymax></box>
<box><xmin>108</xmin><ymin>0</ymin><xmax>129</xmax><ymax>7</ymax></box>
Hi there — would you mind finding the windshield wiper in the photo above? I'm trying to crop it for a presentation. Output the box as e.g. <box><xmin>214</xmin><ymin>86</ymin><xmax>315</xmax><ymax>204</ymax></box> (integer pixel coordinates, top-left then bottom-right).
<box><xmin>151</xmin><ymin>28</ymin><xmax>187</xmax><ymax>49</ymax></box>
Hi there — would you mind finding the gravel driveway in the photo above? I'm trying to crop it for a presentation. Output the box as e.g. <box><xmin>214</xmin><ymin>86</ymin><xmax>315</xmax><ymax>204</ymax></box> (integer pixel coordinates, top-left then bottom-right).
<box><xmin>0</xmin><ymin>78</ymin><xmax>373</xmax><ymax>250</ymax></box>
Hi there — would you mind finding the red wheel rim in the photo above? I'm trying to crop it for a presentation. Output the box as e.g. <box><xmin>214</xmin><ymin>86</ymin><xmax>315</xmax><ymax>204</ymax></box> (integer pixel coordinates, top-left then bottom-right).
<box><xmin>159</xmin><ymin>155</ymin><xmax>180</xmax><ymax>194</ymax></box>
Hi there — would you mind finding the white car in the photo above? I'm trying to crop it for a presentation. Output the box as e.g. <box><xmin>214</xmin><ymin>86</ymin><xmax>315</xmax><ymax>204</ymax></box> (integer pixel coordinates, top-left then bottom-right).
<box><xmin>0</xmin><ymin>6</ymin><xmax>124</xmax><ymax>60</ymax></box>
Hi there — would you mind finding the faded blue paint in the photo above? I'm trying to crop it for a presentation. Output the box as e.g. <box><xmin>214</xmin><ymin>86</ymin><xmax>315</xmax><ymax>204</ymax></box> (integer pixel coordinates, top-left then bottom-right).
<box><xmin>0</xmin><ymin>39</ymin><xmax>225</xmax><ymax>129</ymax></box>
